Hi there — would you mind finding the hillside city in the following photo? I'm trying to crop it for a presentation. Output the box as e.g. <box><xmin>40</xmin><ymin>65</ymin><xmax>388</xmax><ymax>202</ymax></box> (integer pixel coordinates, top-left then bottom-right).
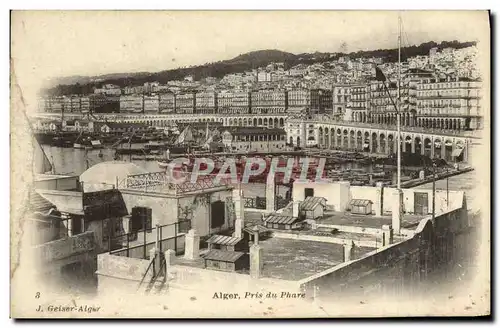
<box><xmin>37</xmin><ymin>44</ymin><xmax>482</xmax><ymax>132</ymax></box>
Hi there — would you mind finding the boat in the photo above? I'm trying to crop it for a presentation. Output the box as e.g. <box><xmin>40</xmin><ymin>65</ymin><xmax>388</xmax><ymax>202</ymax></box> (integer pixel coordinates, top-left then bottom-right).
<box><xmin>91</xmin><ymin>140</ymin><xmax>103</xmax><ymax>149</ymax></box>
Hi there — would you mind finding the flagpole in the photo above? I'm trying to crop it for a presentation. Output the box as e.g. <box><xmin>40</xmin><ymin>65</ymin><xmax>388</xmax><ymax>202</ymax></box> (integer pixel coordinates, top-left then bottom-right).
<box><xmin>397</xmin><ymin>13</ymin><xmax>402</xmax><ymax>190</ymax></box>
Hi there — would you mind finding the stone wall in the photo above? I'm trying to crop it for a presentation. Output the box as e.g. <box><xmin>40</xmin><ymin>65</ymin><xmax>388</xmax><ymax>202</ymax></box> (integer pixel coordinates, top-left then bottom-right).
<box><xmin>298</xmin><ymin>204</ymin><xmax>469</xmax><ymax>300</ymax></box>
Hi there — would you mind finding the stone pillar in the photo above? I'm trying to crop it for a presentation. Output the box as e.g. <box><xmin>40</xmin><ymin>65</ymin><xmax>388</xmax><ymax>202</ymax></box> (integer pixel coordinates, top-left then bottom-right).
<box><xmin>392</xmin><ymin>189</ymin><xmax>403</xmax><ymax>235</ymax></box>
<box><xmin>67</xmin><ymin>218</ymin><xmax>73</xmax><ymax>237</ymax></box>
<box><xmin>122</xmin><ymin>215</ymin><xmax>131</xmax><ymax>234</ymax></box>
<box><xmin>183</xmin><ymin>229</ymin><xmax>200</xmax><ymax>260</ymax></box>
<box><xmin>430</xmin><ymin>139</ymin><xmax>435</xmax><ymax>159</ymax></box>
<box><xmin>382</xmin><ymin>224</ymin><xmax>394</xmax><ymax>246</ymax></box>
<box><xmin>234</xmin><ymin>218</ymin><xmax>243</xmax><ymax>238</ymax></box>
<box><xmin>250</xmin><ymin>243</ymin><xmax>263</xmax><ymax>279</ymax></box>
<box><xmin>343</xmin><ymin>240</ymin><xmax>355</xmax><ymax>262</ymax></box>
<box><xmin>374</xmin><ymin>182</ymin><xmax>383</xmax><ymax>217</ymax></box>
<box><xmin>164</xmin><ymin>249</ymin><xmax>175</xmax><ymax>267</ymax></box>
<box><xmin>441</xmin><ymin>143</ymin><xmax>446</xmax><ymax>160</ymax></box>
<box><xmin>266</xmin><ymin>173</ymin><xmax>276</xmax><ymax>213</ymax></box>
<box><xmin>292</xmin><ymin>201</ymin><xmax>300</xmax><ymax>218</ymax></box>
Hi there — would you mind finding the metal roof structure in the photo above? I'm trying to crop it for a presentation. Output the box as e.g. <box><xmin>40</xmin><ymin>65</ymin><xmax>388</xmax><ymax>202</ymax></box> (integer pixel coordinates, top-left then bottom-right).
<box><xmin>206</xmin><ymin>235</ymin><xmax>243</xmax><ymax>246</ymax></box>
<box><xmin>203</xmin><ymin>250</ymin><xmax>245</xmax><ymax>263</ymax></box>
<box><xmin>349</xmin><ymin>199</ymin><xmax>373</xmax><ymax>207</ymax></box>
<box><xmin>264</xmin><ymin>215</ymin><xmax>299</xmax><ymax>225</ymax></box>
<box><xmin>300</xmin><ymin>196</ymin><xmax>327</xmax><ymax>211</ymax></box>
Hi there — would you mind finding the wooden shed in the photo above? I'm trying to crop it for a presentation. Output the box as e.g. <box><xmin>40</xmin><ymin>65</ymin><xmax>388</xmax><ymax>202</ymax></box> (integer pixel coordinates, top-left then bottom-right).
<box><xmin>350</xmin><ymin>199</ymin><xmax>373</xmax><ymax>215</ymax></box>
<box><xmin>203</xmin><ymin>250</ymin><xmax>249</xmax><ymax>272</ymax></box>
<box><xmin>263</xmin><ymin>215</ymin><xmax>303</xmax><ymax>230</ymax></box>
<box><xmin>300</xmin><ymin>196</ymin><xmax>327</xmax><ymax>220</ymax></box>
<box><xmin>206</xmin><ymin>234</ymin><xmax>248</xmax><ymax>252</ymax></box>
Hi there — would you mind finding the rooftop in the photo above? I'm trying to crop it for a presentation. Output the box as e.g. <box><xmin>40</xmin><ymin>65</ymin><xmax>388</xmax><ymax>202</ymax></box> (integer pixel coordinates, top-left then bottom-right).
<box><xmin>175</xmin><ymin>236</ymin><xmax>375</xmax><ymax>281</ymax></box>
<box><xmin>318</xmin><ymin>210</ymin><xmax>425</xmax><ymax>230</ymax></box>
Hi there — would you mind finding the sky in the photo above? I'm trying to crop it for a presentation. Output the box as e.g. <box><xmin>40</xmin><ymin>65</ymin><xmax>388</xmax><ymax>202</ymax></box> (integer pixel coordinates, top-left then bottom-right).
<box><xmin>10</xmin><ymin>10</ymin><xmax>490</xmax><ymax>109</ymax></box>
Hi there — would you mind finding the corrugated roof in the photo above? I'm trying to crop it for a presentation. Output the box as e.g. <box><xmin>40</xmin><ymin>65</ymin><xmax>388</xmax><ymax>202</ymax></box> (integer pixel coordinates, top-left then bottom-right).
<box><xmin>206</xmin><ymin>235</ymin><xmax>243</xmax><ymax>246</ymax></box>
<box><xmin>350</xmin><ymin>199</ymin><xmax>372</xmax><ymax>207</ymax></box>
<box><xmin>264</xmin><ymin>215</ymin><xmax>299</xmax><ymax>225</ymax></box>
<box><xmin>203</xmin><ymin>250</ymin><xmax>245</xmax><ymax>263</ymax></box>
<box><xmin>300</xmin><ymin>196</ymin><xmax>326</xmax><ymax>211</ymax></box>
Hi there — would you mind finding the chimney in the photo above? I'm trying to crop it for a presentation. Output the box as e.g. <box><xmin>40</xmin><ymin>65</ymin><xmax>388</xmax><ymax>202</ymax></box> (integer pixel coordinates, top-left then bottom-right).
<box><xmin>183</xmin><ymin>229</ymin><xmax>200</xmax><ymax>260</ymax></box>
<box><xmin>382</xmin><ymin>224</ymin><xmax>394</xmax><ymax>246</ymax></box>
<box><xmin>392</xmin><ymin>189</ymin><xmax>403</xmax><ymax>234</ymax></box>
<box><xmin>343</xmin><ymin>240</ymin><xmax>355</xmax><ymax>262</ymax></box>
<box><xmin>250</xmin><ymin>226</ymin><xmax>263</xmax><ymax>279</ymax></box>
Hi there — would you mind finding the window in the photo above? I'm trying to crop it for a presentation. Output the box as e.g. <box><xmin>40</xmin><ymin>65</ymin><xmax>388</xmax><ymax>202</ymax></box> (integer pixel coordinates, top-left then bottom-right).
<box><xmin>305</xmin><ymin>188</ymin><xmax>314</xmax><ymax>198</ymax></box>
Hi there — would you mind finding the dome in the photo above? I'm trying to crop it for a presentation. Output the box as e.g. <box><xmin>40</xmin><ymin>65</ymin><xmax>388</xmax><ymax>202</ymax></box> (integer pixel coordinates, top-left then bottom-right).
<box><xmin>80</xmin><ymin>161</ymin><xmax>148</xmax><ymax>191</ymax></box>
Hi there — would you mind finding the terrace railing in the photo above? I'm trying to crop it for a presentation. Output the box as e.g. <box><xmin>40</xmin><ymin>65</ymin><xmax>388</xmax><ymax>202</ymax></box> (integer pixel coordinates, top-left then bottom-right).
<box><xmin>122</xmin><ymin>172</ymin><xmax>232</xmax><ymax>194</ymax></box>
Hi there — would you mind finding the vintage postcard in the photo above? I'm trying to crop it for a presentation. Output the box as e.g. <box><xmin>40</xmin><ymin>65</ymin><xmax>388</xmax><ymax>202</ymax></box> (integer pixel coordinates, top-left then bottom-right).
<box><xmin>10</xmin><ymin>10</ymin><xmax>490</xmax><ymax>318</ymax></box>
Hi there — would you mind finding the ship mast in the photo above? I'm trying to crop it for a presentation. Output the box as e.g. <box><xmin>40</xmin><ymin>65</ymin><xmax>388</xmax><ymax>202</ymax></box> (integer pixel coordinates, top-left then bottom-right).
<box><xmin>396</xmin><ymin>13</ymin><xmax>402</xmax><ymax>190</ymax></box>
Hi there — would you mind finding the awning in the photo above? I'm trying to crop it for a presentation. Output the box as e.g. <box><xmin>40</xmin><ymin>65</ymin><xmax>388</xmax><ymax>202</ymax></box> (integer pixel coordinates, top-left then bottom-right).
<box><xmin>452</xmin><ymin>148</ymin><xmax>464</xmax><ymax>157</ymax></box>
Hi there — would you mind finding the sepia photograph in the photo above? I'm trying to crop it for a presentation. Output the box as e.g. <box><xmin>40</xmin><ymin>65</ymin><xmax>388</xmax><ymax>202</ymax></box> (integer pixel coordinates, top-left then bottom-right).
<box><xmin>9</xmin><ymin>9</ymin><xmax>491</xmax><ymax>318</ymax></box>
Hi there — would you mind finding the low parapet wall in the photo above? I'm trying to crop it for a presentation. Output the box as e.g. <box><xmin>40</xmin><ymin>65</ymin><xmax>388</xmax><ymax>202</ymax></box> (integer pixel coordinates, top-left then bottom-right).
<box><xmin>298</xmin><ymin>202</ymin><xmax>469</xmax><ymax>300</ymax></box>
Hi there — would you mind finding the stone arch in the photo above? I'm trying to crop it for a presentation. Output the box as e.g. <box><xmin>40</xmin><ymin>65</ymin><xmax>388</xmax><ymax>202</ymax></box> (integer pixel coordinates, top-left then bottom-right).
<box><xmin>318</xmin><ymin>127</ymin><xmax>324</xmax><ymax>148</ymax></box>
<box><xmin>356</xmin><ymin>130</ymin><xmax>363</xmax><ymax>150</ymax></box>
<box><xmin>371</xmin><ymin>132</ymin><xmax>378</xmax><ymax>153</ymax></box>
<box><xmin>279</xmin><ymin>118</ymin><xmax>284</xmax><ymax>127</ymax></box>
<box><xmin>330</xmin><ymin>128</ymin><xmax>335</xmax><ymax>148</ymax></box>
<box><xmin>434</xmin><ymin>137</ymin><xmax>442</xmax><ymax>159</ymax></box>
<box><xmin>405</xmin><ymin>135</ymin><xmax>413</xmax><ymax>154</ymax></box>
<box><xmin>415</xmin><ymin>136</ymin><xmax>422</xmax><ymax>155</ymax></box>
<box><xmin>388</xmin><ymin>134</ymin><xmax>395</xmax><ymax>154</ymax></box>
<box><xmin>253</xmin><ymin>118</ymin><xmax>257</xmax><ymax>126</ymax></box>
<box><xmin>258</xmin><ymin>118</ymin><xmax>263</xmax><ymax>126</ymax></box>
<box><xmin>324</xmin><ymin>128</ymin><xmax>330</xmax><ymax>148</ymax></box>
<box><xmin>349</xmin><ymin>130</ymin><xmax>355</xmax><ymax>150</ymax></box>
<box><xmin>380</xmin><ymin>133</ymin><xmax>386</xmax><ymax>153</ymax></box>
<box><xmin>424</xmin><ymin>137</ymin><xmax>432</xmax><ymax>157</ymax></box>
<box><xmin>336</xmin><ymin>128</ymin><xmax>342</xmax><ymax>148</ymax></box>
<box><xmin>363</xmin><ymin>131</ymin><xmax>370</xmax><ymax>152</ymax></box>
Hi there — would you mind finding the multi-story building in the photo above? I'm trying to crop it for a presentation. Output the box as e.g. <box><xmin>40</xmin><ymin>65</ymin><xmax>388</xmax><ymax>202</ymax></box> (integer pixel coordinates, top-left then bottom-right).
<box><xmin>120</xmin><ymin>95</ymin><xmax>143</xmax><ymax>113</ymax></box>
<box><xmin>195</xmin><ymin>92</ymin><xmax>217</xmax><ymax>114</ymax></box>
<box><xmin>347</xmin><ymin>83</ymin><xmax>370</xmax><ymax>123</ymax></box>
<box><xmin>332</xmin><ymin>84</ymin><xmax>351</xmax><ymax>120</ymax></box>
<box><xmin>39</xmin><ymin>96</ymin><xmax>91</xmax><ymax>113</ymax></box>
<box><xmin>94</xmin><ymin>84</ymin><xmax>122</xmax><ymax>96</ymax></box>
<box><xmin>159</xmin><ymin>93</ymin><xmax>176</xmax><ymax>114</ymax></box>
<box><xmin>287</xmin><ymin>89</ymin><xmax>332</xmax><ymax>115</ymax></box>
<box><xmin>218</xmin><ymin>91</ymin><xmax>251</xmax><ymax>114</ymax></box>
<box><xmin>250</xmin><ymin>90</ymin><xmax>288</xmax><ymax>115</ymax></box>
<box><xmin>143</xmin><ymin>82</ymin><xmax>160</xmax><ymax>94</ymax></box>
<box><xmin>287</xmin><ymin>89</ymin><xmax>310</xmax><ymax>115</ymax></box>
<box><xmin>221</xmin><ymin>127</ymin><xmax>287</xmax><ymax>153</ymax></box>
<box><xmin>89</xmin><ymin>94</ymin><xmax>120</xmax><ymax>113</ymax></box>
<box><xmin>123</xmin><ymin>85</ymin><xmax>145</xmax><ymax>95</ymax></box>
<box><xmin>416</xmin><ymin>78</ymin><xmax>482</xmax><ymax>130</ymax></box>
<box><xmin>175</xmin><ymin>92</ymin><xmax>195</xmax><ymax>114</ymax></box>
<box><xmin>310</xmin><ymin>88</ymin><xmax>333</xmax><ymax>115</ymax></box>
<box><xmin>143</xmin><ymin>94</ymin><xmax>159</xmax><ymax>113</ymax></box>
